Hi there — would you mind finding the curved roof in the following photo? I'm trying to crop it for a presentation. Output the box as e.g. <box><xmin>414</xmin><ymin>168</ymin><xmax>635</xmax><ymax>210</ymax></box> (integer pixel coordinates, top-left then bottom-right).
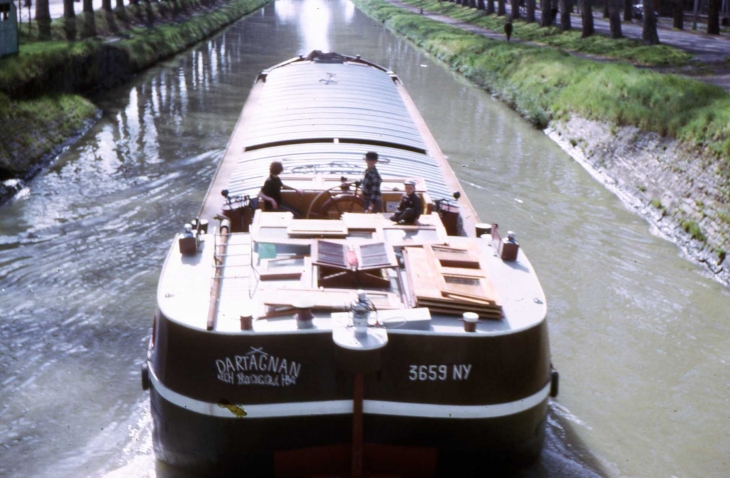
<box><xmin>225</xmin><ymin>60</ymin><xmax>454</xmax><ymax>201</ymax></box>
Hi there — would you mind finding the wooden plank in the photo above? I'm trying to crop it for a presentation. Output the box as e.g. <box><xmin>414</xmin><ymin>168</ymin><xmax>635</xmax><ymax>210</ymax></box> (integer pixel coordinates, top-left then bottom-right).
<box><xmin>287</xmin><ymin>220</ymin><xmax>348</xmax><ymax>237</ymax></box>
<box><xmin>260</xmin><ymin>288</ymin><xmax>401</xmax><ymax>310</ymax></box>
<box><xmin>403</xmin><ymin>247</ymin><xmax>443</xmax><ymax>300</ymax></box>
<box><xmin>441</xmin><ymin>291</ymin><xmax>496</xmax><ymax>306</ymax></box>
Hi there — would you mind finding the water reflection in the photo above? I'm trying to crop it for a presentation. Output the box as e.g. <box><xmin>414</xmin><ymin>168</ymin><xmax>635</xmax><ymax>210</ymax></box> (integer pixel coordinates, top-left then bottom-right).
<box><xmin>276</xmin><ymin>0</ymin><xmax>331</xmax><ymax>53</ymax></box>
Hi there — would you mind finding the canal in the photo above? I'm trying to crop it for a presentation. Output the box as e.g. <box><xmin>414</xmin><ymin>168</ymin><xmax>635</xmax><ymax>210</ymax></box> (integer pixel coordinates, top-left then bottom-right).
<box><xmin>1</xmin><ymin>1</ymin><xmax>728</xmax><ymax>476</ymax></box>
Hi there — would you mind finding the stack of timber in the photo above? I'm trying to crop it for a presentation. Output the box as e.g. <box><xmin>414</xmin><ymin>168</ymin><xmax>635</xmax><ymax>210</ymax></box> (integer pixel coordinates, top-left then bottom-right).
<box><xmin>403</xmin><ymin>245</ymin><xmax>503</xmax><ymax>319</ymax></box>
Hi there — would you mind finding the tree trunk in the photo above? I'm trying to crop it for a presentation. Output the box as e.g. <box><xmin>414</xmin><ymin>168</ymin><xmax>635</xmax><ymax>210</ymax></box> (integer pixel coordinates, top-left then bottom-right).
<box><xmin>642</xmin><ymin>0</ymin><xmax>660</xmax><ymax>43</ymax></box>
<box><xmin>560</xmin><ymin>0</ymin><xmax>572</xmax><ymax>29</ymax></box>
<box><xmin>35</xmin><ymin>0</ymin><xmax>52</xmax><ymax>39</ymax></box>
<box><xmin>609</xmin><ymin>0</ymin><xmax>622</xmax><ymax>36</ymax></box>
<box><xmin>623</xmin><ymin>0</ymin><xmax>633</xmax><ymax>20</ymax></box>
<box><xmin>708</xmin><ymin>0</ymin><xmax>720</xmax><ymax>33</ymax></box>
<box><xmin>511</xmin><ymin>0</ymin><xmax>520</xmax><ymax>18</ymax></box>
<box><xmin>115</xmin><ymin>0</ymin><xmax>124</xmax><ymax>7</ymax></box>
<box><xmin>82</xmin><ymin>15</ymin><xmax>96</xmax><ymax>39</ymax></box>
<box><xmin>603</xmin><ymin>0</ymin><xmax>609</xmax><ymax>17</ymax></box>
<box><xmin>526</xmin><ymin>0</ymin><xmax>536</xmax><ymax>21</ymax></box>
<box><xmin>486</xmin><ymin>0</ymin><xmax>495</xmax><ymax>14</ymax></box>
<box><xmin>478</xmin><ymin>0</ymin><xmax>486</xmax><ymax>10</ymax></box>
<box><xmin>102</xmin><ymin>0</ymin><xmax>112</xmax><ymax>11</ymax></box>
<box><xmin>63</xmin><ymin>0</ymin><xmax>75</xmax><ymax>18</ymax></box>
<box><xmin>672</xmin><ymin>0</ymin><xmax>683</xmax><ymax>28</ymax></box>
<box><xmin>498</xmin><ymin>0</ymin><xmax>506</xmax><ymax>15</ymax></box>
<box><xmin>81</xmin><ymin>0</ymin><xmax>96</xmax><ymax>38</ymax></box>
<box><xmin>581</xmin><ymin>0</ymin><xmax>594</xmax><ymax>35</ymax></box>
<box><xmin>63</xmin><ymin>0</ymin><xmax>76</xmax><ymax>40</ymax></box>
<box><xmin>541</xmin><ymin>0</ymin><xmax>554</xmax><ymax>25</ymax></box>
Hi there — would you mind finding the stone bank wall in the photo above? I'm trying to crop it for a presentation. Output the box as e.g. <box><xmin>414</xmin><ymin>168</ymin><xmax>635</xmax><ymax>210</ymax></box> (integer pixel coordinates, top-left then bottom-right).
<box><xmin>547</xmin><ymin>116</ymin><xmax>730</xmax><ymax>285</ymax></box>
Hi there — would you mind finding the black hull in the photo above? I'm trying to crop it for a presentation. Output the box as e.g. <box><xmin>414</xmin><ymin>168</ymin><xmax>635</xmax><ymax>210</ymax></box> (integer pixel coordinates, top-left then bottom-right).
<box><xmin>151</xmin><ymin>386</ymin><xmax>546</xmax><ymax>474</ymax></box>
<box><xmin>149</xmin><ymin>311</ymin><xmax>551</xmax><ymax>472</ymax></box>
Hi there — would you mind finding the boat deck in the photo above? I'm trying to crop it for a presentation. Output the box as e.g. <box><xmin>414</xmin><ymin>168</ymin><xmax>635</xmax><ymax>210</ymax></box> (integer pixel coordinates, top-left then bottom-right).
<box><xmin>158</xmin><ymin>216</ymin><xmax>546</xmax><ymax>336</ymax></box>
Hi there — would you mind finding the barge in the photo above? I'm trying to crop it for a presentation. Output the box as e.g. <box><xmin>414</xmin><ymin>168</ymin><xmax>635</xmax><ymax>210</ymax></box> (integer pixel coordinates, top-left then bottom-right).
<box><xmin>143</xmin><ymin>51</ymin><xmax>557</xmax><ymax>476</ymax></box>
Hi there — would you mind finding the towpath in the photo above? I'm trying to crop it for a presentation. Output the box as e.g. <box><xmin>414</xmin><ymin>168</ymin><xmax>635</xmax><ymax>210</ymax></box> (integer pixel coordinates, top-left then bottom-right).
<box><xmin>383</xmin><ymin>0</ymin><xmax>730</xmax><ymax>89</ymax></box>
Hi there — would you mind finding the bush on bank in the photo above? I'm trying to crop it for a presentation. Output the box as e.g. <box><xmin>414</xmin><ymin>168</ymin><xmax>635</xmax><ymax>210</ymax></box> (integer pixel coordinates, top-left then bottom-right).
<box><xmin>0</xmin><ymin>0</ymin><xmax>269</xmax><ymax>187</ymax></box>
<box><xmin>352</xmin><ymin>0</ymin><xmax>730</xmax><ymax>174</ymax></box>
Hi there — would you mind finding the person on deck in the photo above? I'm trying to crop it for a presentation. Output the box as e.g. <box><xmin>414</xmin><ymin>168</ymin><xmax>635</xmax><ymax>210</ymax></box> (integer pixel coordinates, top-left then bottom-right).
<box><xmin>390</xmin><ymin>179</ymin><xmax>422</xmax><ymax>224</ymax></box>
<box><xmin>361</xmin><ymin>151</ymin><xmax>382</xmax><ymax>213</ymax></box>
<box><xmin>257</xmin><ymin>161</ymin><xmax>303</xmax><ymax>212</ymax></box>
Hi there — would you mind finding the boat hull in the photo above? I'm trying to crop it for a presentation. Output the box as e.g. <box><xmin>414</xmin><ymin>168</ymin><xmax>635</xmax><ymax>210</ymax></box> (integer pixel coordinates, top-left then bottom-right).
<box><xmin>151</xmin><ymin>385</ymin><xmax>546</xmax><ymax>472</ymax></box>
<box><xmin>149</xmin><ymin>311</ymin><xmax>550</xmax><ymax>471</ymax></box>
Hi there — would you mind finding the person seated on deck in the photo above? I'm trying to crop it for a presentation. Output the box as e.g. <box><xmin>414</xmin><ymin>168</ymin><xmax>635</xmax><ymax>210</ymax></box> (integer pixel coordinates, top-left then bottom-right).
<box><xmin>390</xmin><ymin>179</ymin><xmax>422</xmax><ymax>225</ymax></box>
<box><xmin>257</xmin><ymin>161</ymin><xmax>303</xmax><ymax>213</ymax></box>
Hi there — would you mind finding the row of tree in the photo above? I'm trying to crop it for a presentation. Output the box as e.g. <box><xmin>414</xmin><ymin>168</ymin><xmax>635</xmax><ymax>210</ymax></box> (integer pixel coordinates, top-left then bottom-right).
<box><xmin>31</xmin><ymin>0</ymin><xmax>206</xmax><ymax>41</ymax></box>
<box><xmin>447</xmin><ymin>0</ymin><xmax>726</xmax><ymax>45</ymax></box>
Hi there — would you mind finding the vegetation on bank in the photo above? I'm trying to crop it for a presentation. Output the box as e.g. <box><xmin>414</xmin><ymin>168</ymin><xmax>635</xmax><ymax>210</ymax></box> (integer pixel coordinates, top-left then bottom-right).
<box><xmin>352</xmin><ymin>0</ymin><xmax>730</xmax><ymax>170</ymax></box>
<box><xmin>0</xmin><ymin>93</ymin><xmax>97</xmax><ymax>177</ymax></box>
<box><xmin>0</xmin><ymin>0</ymin><xmax>269</xmax><ymax>181</ymax></box>
<box><xmin>2</xmin><ymin>0</ymin><xmax>270</xmax><ymax>97</ymax></box>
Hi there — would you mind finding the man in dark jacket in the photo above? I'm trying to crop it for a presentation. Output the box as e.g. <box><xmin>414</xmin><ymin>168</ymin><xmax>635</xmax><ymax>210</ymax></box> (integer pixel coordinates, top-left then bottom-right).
<box><xmin>361</xmin><ymin>151</ymin><xmax>382</xmax><ymax>213</ymax></box>
<box><xmin>390</xmin><ymin>179</ymin><xmax>422</xmax><ymax>224</ymax></box>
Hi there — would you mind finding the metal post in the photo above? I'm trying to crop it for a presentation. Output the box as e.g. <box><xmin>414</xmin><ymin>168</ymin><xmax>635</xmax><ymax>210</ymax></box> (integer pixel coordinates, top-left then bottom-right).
<box><xmin>351</xmin><ymin>372</ymin><xmax>364</xmax><ymax>478</ymax></box>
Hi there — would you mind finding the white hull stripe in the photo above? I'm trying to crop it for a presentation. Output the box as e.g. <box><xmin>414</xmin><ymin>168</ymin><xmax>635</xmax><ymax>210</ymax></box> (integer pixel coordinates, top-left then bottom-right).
<box><xmin>149</xmin><ymin>366</ymin><xmax>549</xmax><ymax>420</ymax></box>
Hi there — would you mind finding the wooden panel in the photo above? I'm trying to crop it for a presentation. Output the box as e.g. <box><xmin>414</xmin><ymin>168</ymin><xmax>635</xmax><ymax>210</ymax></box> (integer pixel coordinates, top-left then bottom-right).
<box><xmin>430</xmin><ymin>244</ymin><xmax>481</xmax><ymax>269</ymax></box>
<box><xmin>358</xmin><ymin>242</ymin><xmax>397</xmax><ymax>270</ymax></box>
<box><xmin>258</xmin><ymin>256</ymin><xmax>309</xmax><ymax>281</ymax></box>
<box><xmin>313</xmin><ymin>240</ymin><xmax>349</xmax><ymax>268</ymax></box>
<box><xmin>287</xmin><ymin>219</ymin><xmax>348</xmax><ymax>237</ymax></box>
<box><xmin>403</xmin><ymin>246</ymin><xmax>503</xmax><ymax>319</ymax></box>
<box><xmin>313</xmin><ymin>240</ymin><xmax>396</xmax><ymax>271</ymax></box>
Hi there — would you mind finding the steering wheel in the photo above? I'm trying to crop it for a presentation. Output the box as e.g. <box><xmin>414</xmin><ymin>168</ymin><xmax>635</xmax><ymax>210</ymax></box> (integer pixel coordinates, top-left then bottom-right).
<box><xmin>305</xmin><ymin>180</ymin><xmax>365</xmax><ymax>219</ymax></box>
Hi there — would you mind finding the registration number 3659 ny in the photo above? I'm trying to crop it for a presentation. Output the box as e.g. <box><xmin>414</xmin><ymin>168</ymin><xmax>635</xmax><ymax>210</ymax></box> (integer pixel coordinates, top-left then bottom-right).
<box><xmin>408</xmin><ymin>364</ymin><xmax>472</xmax><ymax>381</ymax></box>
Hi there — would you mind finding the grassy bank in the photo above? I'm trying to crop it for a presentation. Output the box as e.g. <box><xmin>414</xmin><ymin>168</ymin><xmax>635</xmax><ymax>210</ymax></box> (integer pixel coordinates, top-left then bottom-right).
<box><xmin>397</xmin><ymin>0</ymin><xmax>692</xmax><ymax>67</ymax></box>
<box><xmin>0</xmin><ymin>93</ymin><xmax>98</xmax><ymax>178</ymax></box>
<box><xmin>2</xmin><ymin>0</ymin><xmax>270</xmax><ymax>97</ymax></box>
<box><xmin>353</xmin><ymin>0</ymin><xmax>730</xmax><ymax>172</ymax></box>
<box><xmin>0</xmin><ymin>0</ymin><xmax>269</xmax><ymax>187</ymax></box>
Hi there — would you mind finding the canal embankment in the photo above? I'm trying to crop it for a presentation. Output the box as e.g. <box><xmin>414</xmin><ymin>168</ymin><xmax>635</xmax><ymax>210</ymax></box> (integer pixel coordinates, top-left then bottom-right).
<box><xmin>353</xmin><ymin>0</ymin><xmax>730</xmax><ymax>285</ymax></box>
<box><xmin>0</xmin><ymin>0</ymin><xmax>270</xmax><ymax>205</ymax></box>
